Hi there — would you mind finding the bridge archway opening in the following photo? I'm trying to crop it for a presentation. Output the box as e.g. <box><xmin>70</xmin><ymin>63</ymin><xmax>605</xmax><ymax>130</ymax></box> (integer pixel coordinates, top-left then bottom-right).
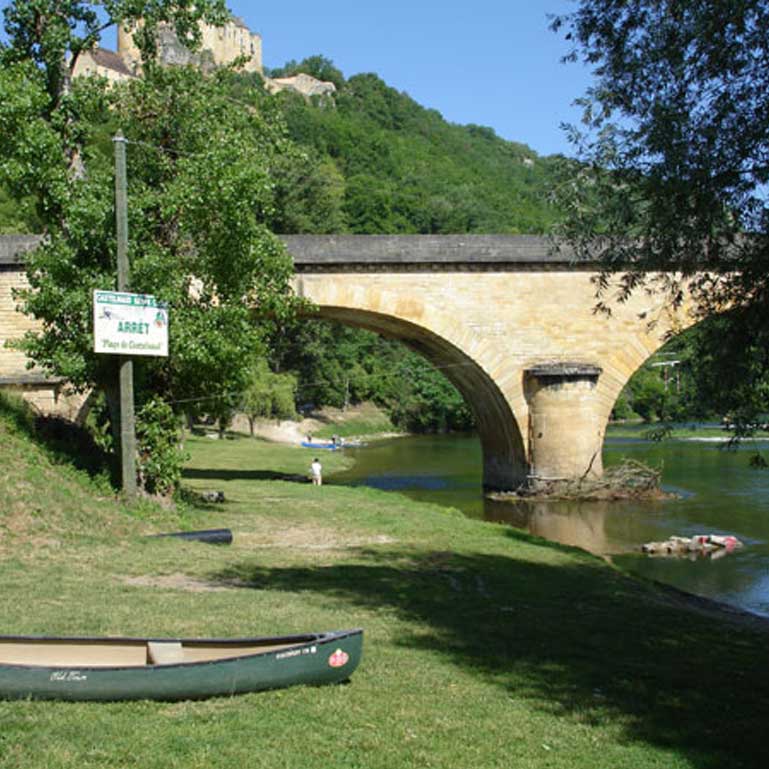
<box><xmin>599</xmin><ymin>316</ymin><xmax>710</xmax><ymax>454</ymax></box>
<box><xmin>307</xmin><ymin>306</ymin><xmax>528</xmax><ymax>491</ymax></box>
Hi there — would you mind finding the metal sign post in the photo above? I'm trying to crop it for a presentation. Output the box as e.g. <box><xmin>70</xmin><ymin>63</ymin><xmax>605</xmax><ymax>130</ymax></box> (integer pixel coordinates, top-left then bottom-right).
<box><xmin>113</xmin><ymin>131</ymin><xmax>137</xmax><ymax>498</ymax></box>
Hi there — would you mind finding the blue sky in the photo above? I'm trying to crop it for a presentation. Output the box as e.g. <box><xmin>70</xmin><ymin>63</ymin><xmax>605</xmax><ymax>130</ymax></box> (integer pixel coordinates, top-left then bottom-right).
<box><xmin>1</xmin><ymin>1</ymin><xmax>594</xmax><ymax>157</ymax></box>
<box><xmin>224</xmin><ymin>0</ymin><xmax>594</xmax><ymax>157</ymax></box>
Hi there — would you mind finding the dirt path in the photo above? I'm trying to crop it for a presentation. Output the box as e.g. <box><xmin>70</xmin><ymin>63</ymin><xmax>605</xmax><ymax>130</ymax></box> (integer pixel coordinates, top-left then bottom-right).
<box><xmin>229</xmin><ymin>415</ymin><xmax>321</xmax><ymax>445</ymax></box>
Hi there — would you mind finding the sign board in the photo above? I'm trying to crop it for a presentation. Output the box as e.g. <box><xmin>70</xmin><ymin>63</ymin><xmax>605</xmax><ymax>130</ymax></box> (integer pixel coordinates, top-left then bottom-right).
<box><xmin>93</xmin><ymin>290</ymin><xmax>169</xmax><ymax>357</ymax></box>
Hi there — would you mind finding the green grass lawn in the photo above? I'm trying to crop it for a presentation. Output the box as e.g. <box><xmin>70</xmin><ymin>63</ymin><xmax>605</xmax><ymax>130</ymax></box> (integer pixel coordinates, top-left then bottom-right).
<box><xmin>1</xmin><ymin>410</ymin><xmax>769</xmax><ymax>768</ymax></box>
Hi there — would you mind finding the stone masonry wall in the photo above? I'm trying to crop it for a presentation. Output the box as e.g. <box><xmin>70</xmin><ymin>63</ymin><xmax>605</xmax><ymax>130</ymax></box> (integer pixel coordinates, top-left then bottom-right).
<box><xmin>118</xmin><ymin>18</ymin><xmax>262</xmax><ymax>74</ymax></box>
<box><xmin>0</xmin><ymin>267</ymin><xmax>36</xmax><ymax>380</ymax></box>
<box><xmin>0</xmin><ymin>264</ymin><xmax>86</xmax><ymax>419</ymax></box>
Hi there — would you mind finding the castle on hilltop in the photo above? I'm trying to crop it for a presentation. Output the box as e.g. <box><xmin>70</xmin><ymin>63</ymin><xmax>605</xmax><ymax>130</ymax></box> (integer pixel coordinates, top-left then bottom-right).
<box><xmin>119</xmin><ymin>16</ymin><xmax>263</xmax><ymax>75</ymax></box>
<box><xmin>73</xmin><ymin>15</ymin><xmax>262</xmax><ymax>81</ymax></box>
<box><xmin>72</xmin><ymin>15</ymin><xmax>335</xmax><ymax>99</ymax></box>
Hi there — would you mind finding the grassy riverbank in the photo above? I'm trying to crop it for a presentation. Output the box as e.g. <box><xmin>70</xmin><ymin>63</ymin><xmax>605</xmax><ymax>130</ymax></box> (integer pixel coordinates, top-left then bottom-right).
<box><xmin>308</xmin><ymin>403</ymin><xmax>398</xmax><ymax>441</ymax></box>
<box><xmin>606</xmin><ymin>422</ymin><xmax>735</xmax><ymax>440</ymax></box>
<box><xmin>2</xmin><ymin>406</ymin><xmax>769</xmax><ymax>768</ymax></box>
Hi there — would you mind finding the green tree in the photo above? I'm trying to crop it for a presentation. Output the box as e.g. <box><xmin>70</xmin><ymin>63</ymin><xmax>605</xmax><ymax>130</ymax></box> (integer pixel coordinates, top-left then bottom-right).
<box><xmin>627</xmin><ymin>368</ymin><xmax>667</xmax><ymax>423</ymax></box>
<box><xmin>268</xmin><ymin>153</ymin><xmax>346</xmax><ymax>234</ymax></box>
<box><xmin>0</xmin><ymin>186</ymin><xmax>40</xmax><ymax>233</ymax></box>
<box><xmin>553</xmin><ymin>1</ymin><xmax>769</xmax><ymax>427</ymax></box>
<box><xmin>0</xmin><ymin>1</ymin><xmax>298</xmax><ymax>493</ymax></box>
<box><xmin>241</xmin><ymin>358</ymin><xmax>297</xmax><ymax>436</ymax></box>
<box><xmin>269</xmin><ymin>319</ymin><xmax>475</xmax><ymax>434</ymax></box>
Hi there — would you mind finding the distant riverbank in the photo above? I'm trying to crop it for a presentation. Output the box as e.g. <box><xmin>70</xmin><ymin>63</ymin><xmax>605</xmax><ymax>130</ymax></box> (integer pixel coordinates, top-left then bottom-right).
<box><xmin>228</xmin><ymin>402</ymin><xmax>404</xmax><ymax>447</ymax></box>
<box><xmin>239</xmin><ymin>415</ymin><xmax>761</xmax><ymax>447</ymax></box>
<box><xmin>607</xmin><ymin>421</ymin><xmax>755</xmax><ymax>440</ymax></box>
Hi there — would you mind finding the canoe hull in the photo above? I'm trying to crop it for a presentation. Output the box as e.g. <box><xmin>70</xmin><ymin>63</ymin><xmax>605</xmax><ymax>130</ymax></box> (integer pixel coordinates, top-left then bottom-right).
<box><xmin>0</xmin><ymin>629</ymin><xmax>362</xmax><ymax>702</ymax></box>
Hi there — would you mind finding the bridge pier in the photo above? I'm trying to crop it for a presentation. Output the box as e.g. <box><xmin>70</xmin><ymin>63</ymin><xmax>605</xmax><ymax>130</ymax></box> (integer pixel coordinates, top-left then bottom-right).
<box><xmin>524</xmin><ymin>363</ymin><xmax>604</xmax><ymax>490</ymax></box>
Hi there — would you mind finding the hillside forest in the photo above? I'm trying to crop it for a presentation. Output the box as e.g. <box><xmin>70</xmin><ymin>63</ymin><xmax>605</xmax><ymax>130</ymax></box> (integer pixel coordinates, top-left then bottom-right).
<box><xmin>0</xmin><ymin>54</ymin><xmax>732</xmax><ymax>434</ymax></box>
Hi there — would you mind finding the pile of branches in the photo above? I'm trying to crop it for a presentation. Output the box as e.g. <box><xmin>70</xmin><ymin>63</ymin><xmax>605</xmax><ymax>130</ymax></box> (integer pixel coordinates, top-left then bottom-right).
<box><xmin>492</xmin><ymin>459</ymin><xmax>666</xmax><ymax>502</ymax></box>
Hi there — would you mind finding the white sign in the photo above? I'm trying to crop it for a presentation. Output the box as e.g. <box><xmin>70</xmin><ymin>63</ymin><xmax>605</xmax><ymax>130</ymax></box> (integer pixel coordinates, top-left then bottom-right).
<box><xmin>93</xmin><ymin>290</ymin><xmax>169</xmax><ymax>357</ymax></box>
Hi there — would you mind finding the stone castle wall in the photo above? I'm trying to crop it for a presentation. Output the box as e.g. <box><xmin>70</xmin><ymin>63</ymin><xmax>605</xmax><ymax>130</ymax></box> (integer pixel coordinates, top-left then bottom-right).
<box><xmin>89</xmin><ymin>15</ymin><xmax>342</xmax><ymax>94</ymax></box>
<box><xmin>71</xmin><ymin>47</ymin><xmax>134</xmax><ymax>84</ymax></box>
<box><xmin>117</xmin><ymin>17</ymin><xmax>262</xmax><ymax>75</ymax></box>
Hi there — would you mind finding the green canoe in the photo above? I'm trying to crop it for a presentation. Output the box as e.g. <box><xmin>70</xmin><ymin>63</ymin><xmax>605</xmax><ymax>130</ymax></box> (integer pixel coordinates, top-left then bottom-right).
<box><xmin>0</xmin><ymin>629</ymin><xmax>362</xmax><ymax>701</ymax></box>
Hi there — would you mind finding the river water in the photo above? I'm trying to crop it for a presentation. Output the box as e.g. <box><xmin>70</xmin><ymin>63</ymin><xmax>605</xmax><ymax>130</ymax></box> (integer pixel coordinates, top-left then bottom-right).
<box><xmin>333</xmin><ymin>433</ymin><xmax>769</xmax><ymax>617</ymax></box>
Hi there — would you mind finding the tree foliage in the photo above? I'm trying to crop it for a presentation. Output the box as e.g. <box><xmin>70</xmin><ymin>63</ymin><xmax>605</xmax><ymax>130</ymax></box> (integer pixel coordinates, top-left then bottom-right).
<box><xmin>272</xmin><ymin>71</ymin><xmax>564</xmax><ymax>235</ymax></box>
<box><xmin>553</xmin><ymin>0</ymin><xmax>769</xmax><ymax>423</ymax></box>
<box><xmin>241</xmin><ymin>358</ymin><xmax>297</xmax><ymax>436</ymax></box>
<box><xmin>269</xmin><ymin>320</ymin><xmax>474</xmax><ymax>433</ymax></box>
<box><xmin>0</xmin><ymin>1</ymin><xmax>300</xmax><ymax>493</ymax></box>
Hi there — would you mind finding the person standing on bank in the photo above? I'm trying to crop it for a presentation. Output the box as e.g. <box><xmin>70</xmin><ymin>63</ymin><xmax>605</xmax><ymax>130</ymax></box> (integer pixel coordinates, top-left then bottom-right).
<box><xmin>310</xmin><ymin>458</ymin><xmax>322</xmax><ymax>486</ymax></box>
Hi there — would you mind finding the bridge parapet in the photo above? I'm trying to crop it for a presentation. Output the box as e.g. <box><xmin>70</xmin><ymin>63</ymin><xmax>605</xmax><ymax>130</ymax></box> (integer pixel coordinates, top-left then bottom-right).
<box><xmin>283</xmin><ymin>234</ymin><xmax>592</xmax><ymax>272</ymax></box>
<box><xmin>0</xmin><ymin>235</ymin><xmax>41</xmax><ymax>267</ymax></box>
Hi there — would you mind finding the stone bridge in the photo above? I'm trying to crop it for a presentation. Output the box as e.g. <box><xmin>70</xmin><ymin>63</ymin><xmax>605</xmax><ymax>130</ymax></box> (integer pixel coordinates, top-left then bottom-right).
<box><xmin>1</xmin><ymin>234</ymin><xmax>694</xmax><ymax>490</ymax></box>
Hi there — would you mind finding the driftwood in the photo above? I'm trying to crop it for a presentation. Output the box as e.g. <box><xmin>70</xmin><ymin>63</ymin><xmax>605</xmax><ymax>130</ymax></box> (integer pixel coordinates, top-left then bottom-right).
<box><xmin>642</xmin><ymin>534</ymin><xmax>743</xmax><ymax>559</ymax></box>
<box><xmin>490</xmin><ymin>459</ymin><xmax>666</xmax><ymax>502</ymax></box>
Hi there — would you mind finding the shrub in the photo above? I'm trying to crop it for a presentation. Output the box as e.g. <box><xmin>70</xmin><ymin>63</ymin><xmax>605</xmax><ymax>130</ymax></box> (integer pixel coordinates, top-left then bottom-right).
<box><xmin>136</xmin><ymin>398</ymin><xmax>188</xmax><ymax>497</ymax></box>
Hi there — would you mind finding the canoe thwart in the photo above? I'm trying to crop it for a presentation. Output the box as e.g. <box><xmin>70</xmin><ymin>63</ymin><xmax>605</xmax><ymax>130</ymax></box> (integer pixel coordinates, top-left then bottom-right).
<box><xmin>146</xmin><ymin>642</ymin><xmax>184</xmax><ymax>665</ymax></box>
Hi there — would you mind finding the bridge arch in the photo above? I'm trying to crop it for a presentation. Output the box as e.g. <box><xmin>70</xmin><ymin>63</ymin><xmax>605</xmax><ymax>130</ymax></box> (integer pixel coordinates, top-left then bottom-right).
<box><xmin>597</xmin><ymin>311</ymin><xmax>702</xmax><ymax>435</ymax></box>
<box><xmin>303</xmin><ymin>292</ymin><xmax>529</xmax><ymax>490</ymax></box>
<box><xmin>289</xmin><ymin>236</ymin><xmax>701</xmax><ymax>490</ymax></box>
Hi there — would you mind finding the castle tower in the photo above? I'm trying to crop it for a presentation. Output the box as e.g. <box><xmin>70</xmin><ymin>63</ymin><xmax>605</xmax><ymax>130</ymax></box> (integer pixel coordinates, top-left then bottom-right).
<box><xmin>117</xmin><ymin>22</ymin><xmax>142</xmax><ymax>73</ymax></box>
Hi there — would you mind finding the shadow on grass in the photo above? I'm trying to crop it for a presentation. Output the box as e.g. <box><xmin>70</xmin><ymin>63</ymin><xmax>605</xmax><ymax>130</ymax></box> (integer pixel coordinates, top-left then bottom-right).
<box><xmin>183</xmin><ymin>468</ymin><xmax>308</xmax><ymax>483</ymax></box>
<box><xmin>0</xmin><ymin>392</ymin><xmax>115</xmax><ymax>483</ymax></box>
<box><xmin>211</xmin><ymin>538</ymin><xmax>769</xmax><ymax>769</ymax></box>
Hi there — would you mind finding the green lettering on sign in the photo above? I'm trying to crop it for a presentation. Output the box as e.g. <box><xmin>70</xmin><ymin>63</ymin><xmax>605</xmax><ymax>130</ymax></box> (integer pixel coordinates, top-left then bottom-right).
<box><xmin>118</xmin><ymin>321</ymin><xmax>149</xmax><ymax>335</ymax></box>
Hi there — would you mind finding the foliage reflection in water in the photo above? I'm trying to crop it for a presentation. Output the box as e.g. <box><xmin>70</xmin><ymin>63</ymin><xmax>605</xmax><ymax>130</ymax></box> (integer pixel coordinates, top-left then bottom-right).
<box><xmin>333</xmin><ymin>433</ymin><xmax>769</xmax><ymax>617</ymax></box>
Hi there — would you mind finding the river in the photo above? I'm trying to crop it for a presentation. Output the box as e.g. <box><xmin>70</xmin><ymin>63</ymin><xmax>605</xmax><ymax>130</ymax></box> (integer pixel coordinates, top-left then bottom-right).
<box><xmin>332</xmin><ymin>433</ymin><xmax>769</xmax><ymax>618</ymax></box>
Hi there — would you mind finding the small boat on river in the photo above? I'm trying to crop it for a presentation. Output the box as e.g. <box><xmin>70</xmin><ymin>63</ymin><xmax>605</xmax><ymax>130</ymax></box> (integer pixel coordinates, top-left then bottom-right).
<box><xmin>301</xmin><ymin>441</ymin><xmax>340</xmax><ymax>450</ymax></box>
<box><xmin>0</xmin><ymin>629</ymin><xmax>362</xmax><ymax>701</ymax></box>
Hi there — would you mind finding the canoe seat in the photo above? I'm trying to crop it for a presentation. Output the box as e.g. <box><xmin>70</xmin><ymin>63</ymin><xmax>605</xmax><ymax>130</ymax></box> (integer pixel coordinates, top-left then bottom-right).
<box><xmin>147</xmin><ymin>641</ymin><xmax>184</xmax><ymax>666</ymax></box>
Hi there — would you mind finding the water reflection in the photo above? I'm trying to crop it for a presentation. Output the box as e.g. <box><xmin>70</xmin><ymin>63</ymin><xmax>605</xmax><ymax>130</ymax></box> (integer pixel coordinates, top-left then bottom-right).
<box><xmin>485</xmin><ymin>498</ymin><xmax>613</xmax><ymax>555</ymax></box>
<box><xmin>334</xmin><ymin>433</ymin><xmax>769</xmax><ymax>616</ymax></box>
